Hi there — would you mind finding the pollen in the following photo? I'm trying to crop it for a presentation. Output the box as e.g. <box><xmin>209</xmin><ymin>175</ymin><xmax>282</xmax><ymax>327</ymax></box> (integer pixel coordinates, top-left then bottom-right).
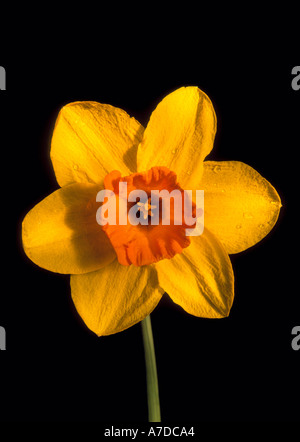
<box><xmin>137</xmin><ymin>199</ymin><xmax>157</xmax><ymax>220</ymax></box>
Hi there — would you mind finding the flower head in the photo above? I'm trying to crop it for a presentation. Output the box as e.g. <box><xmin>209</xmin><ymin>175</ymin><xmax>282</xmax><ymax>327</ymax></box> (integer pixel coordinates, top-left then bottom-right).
<box><xmin>22</xmin><ymin>87</ymin><xmax>281</xmax><ymax>336</ymax></box>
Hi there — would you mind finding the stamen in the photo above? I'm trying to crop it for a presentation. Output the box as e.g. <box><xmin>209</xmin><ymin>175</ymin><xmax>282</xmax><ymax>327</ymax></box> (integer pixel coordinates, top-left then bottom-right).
<box><xmin>137</xmin><ymin>199</ymin><xmax>157</xmax><ymax>219</ymax></box>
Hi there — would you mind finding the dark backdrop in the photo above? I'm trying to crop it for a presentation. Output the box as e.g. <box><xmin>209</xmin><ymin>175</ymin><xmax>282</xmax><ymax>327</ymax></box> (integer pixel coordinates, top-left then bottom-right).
<box><xmin>1</xmin><ymin>26</ymin><xmax>299</xmax><ymax>422</ymax></box>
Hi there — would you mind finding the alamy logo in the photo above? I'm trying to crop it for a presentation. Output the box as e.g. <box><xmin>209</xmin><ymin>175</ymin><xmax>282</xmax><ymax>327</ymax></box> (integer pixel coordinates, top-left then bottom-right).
<box><xmin>96</xmin><ymin>184</ymin><xmax>204</xmax><ymax>236</ymax></box>
<box><xmin>0</xmin><ymin>326</ymin><xmax>6</xmax><ymax>350</ymax></box>
<box><xmin>0</xmin><ymin>66</ymin><xmax>6</xmax><ymax>90</ymax></box>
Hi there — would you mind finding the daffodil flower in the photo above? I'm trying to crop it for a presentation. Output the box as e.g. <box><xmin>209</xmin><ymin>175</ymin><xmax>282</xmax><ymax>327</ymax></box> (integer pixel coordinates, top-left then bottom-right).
<box><xmin>22</xmin><ymin>86</ymin><xmax>281</xmax><ymax>337</ymax></box>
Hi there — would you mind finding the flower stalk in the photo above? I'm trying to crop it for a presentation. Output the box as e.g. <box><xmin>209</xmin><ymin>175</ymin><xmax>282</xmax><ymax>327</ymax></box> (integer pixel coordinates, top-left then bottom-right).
<box><xmin>141</xmin><ymin>315</ymin><xmax>161</xmax><ymax>422</ymax></box>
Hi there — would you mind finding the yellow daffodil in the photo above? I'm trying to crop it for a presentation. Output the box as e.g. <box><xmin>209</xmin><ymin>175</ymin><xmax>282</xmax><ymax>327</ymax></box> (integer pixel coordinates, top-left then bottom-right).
<box><xmin>22</xmin><ymin>86</ymin><xmax>281</xmax><ymax>336</ymax></box>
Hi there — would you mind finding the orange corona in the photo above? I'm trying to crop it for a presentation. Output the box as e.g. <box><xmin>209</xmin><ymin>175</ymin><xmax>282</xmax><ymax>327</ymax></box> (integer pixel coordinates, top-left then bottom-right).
<box><xmin>101</xmin><ymin>167</ymin><xmax>196</xmax><ymax>266</ymax></box>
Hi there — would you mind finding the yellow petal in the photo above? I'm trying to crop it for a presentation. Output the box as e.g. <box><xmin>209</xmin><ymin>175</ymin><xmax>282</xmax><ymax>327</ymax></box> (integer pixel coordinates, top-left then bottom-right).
<box><xmin>50</xmin><ymin>101</ymin><xmax>144</xmax><ymax>187</ymax></box>
<box><xmin>155</xmin><ymin>229</ymin><xmax>234</xmax><ymax>318</ymax></box>
<box><xmin>201</xmin><ymin>161</ymin><xmax>282</xmax><ymax>254</ymax></box>
<box><xmin>137</xmin><ymin>87</ymin><xmax>216</xmax><ymax>189</ymax></box>
<box><xmin>71</xmin><ymin>262</ymin><xmax>163</xmax><ymax>336</ymax></box>
<box><xmin>22</xmin><ymin>183</ymin><xmax>116</xmax><ymax>274</ymax></box>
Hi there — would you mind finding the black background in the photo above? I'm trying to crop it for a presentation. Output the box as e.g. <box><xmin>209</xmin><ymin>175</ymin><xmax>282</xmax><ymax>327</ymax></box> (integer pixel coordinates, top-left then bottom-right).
<box><xmin>1</xmin><ymin>18</ymin><xmax>299</xmax><ymax>423</ymax></box>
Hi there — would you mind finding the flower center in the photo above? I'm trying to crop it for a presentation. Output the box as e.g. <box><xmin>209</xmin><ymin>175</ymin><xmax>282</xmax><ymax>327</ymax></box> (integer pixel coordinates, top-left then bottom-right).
<box><xmin>137</xmin><ymin>198</ymin><xmax>157</xmax><ymax>220</ymax></box>
<box><xmin>101</xmin><ymin>166</ymin><xmax>195</xmax><ymax>266</ymax></box>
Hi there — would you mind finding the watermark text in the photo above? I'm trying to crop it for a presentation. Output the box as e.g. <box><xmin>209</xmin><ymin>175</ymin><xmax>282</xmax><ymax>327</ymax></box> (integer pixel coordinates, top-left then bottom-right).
<box><xmin>0</xmin><ymin>326</ymin><xmax>6</xmax><ymax>350</ymax></box>
<box><xmin>96</xmin><ymin>184</ymin><xmax>204</xmax><ymax>236</ymax></box>
<box><xmin>0</xmin><ymin>66</ymin><xmax>6</xmax><ymax>90</ymax></box>
<box><xmin>291</xmin><ymin>66</ymin><xmax>300</xmax><ymax>91</ymax></box>
<box><xmin>291</xmin><ymin>326</ymin><xmax>300</xmax><ymax>351</ymax></box>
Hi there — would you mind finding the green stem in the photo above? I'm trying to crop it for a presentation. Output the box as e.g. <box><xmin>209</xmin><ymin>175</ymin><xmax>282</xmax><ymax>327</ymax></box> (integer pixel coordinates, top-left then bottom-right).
<box><xmin>141</xmin><ymin>315</ymin><xmax>161</xmax><ymax>422</ymax></box>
